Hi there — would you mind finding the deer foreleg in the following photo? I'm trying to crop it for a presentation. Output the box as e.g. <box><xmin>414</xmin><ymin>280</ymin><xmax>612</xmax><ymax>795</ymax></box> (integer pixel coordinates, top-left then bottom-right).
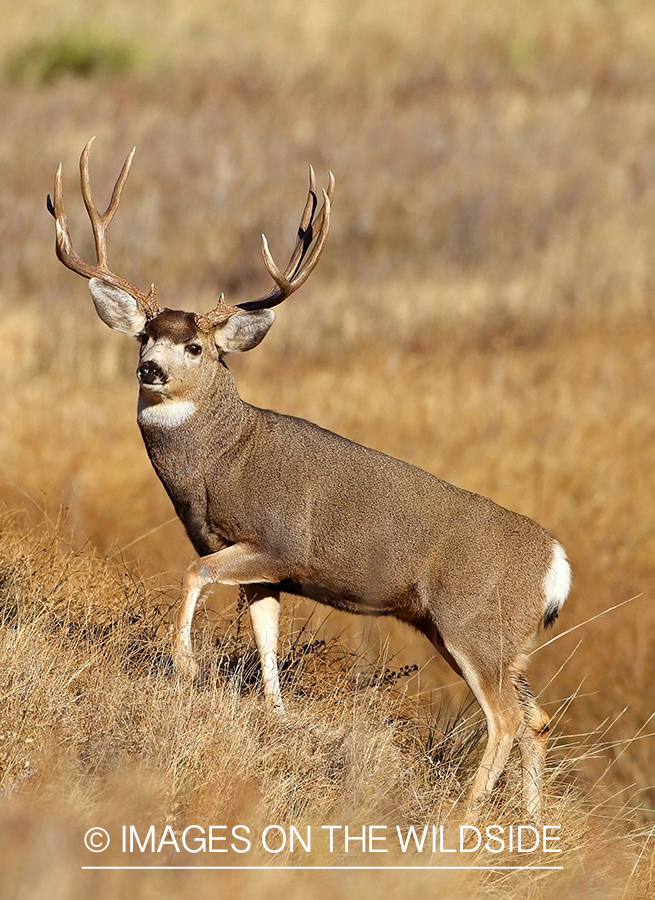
<box><xmin>172</xmin><ymin>542</ymin><xmax>289</xmax><ymax>683</ymax></box>
<box><xmin>246</xmin><ymin>588</ymin><xmax>284</xmax><ymax>711</ymax></box>
<box><xmin>173</xmin><ymin>564</ymin><xmax>204</xmax><ymax>680</ymax></box>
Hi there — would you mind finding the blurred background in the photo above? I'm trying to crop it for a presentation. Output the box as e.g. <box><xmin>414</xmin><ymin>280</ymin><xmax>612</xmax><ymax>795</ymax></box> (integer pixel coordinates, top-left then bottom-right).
<box><xmin>0</xmin><ymin>0</ymin><xmax>654</xmax><ymax>891</ymax></box>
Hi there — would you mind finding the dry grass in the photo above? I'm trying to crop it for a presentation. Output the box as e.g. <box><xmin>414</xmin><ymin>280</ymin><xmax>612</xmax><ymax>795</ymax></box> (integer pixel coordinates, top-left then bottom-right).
<box><xmin>1</xmin><ymin>0</ymin><xmax>655</xmax><ymax>896</ymax></box>
<box><xmin>0</xmin><ymin>510</ymin><xmax>651</xmax><ymax>899</ymax></box>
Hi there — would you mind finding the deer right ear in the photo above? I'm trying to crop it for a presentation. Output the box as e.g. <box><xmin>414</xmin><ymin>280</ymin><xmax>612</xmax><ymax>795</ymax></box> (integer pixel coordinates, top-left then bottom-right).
<box><xmin>88</xmin><ymin>277</ymin><xmax>148</xmax><ymax>336</ymax></box>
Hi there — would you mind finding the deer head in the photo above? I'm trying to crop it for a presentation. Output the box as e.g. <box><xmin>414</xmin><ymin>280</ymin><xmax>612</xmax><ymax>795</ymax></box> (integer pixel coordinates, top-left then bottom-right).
<box><xmin>48</xmin><ymin>138</ymin><xmax>334</xmax><ymax>408</ymax></box>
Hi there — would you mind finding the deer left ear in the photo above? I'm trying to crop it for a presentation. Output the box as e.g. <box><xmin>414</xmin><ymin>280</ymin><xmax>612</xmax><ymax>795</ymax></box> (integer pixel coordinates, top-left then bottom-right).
<box><xmin>213</xmin><ymin>309</ymin><xmax>275</xmax><ymax>354</ymax></box>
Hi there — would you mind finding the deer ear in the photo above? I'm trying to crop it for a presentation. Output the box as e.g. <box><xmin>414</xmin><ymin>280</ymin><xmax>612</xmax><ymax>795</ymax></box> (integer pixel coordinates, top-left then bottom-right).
<box><xmin>213</xmin><ymin>309</ymin><xmax>275</xmax><ymax>354</ymax></box>
<box><xmin>88</xmin><ymin>277</ymin><xmax>147</xmax><ymax>336</ymax></box>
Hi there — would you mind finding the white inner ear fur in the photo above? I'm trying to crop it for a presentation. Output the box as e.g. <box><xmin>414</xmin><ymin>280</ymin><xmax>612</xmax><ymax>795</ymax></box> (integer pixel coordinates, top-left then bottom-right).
<box><xmin>213</xmin><ymin>309</ymin><xmax>275</xmax><ymax>354</ymax></box>
<box><xmin>89</xmin><ymin>277</ymin><xmax>147</xmax><ymax>336</ymax></box>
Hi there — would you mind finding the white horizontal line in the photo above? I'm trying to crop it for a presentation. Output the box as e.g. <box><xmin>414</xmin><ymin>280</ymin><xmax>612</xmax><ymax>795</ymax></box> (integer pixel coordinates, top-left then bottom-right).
<box><xmin>82</xmin><ymin>865</ymin><xmax>564</xmax><ymax>871</ymax></box>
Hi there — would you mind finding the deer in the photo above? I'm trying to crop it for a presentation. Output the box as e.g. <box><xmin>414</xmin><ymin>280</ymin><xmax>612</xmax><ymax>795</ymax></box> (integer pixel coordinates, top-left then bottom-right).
<box><xmin>48</xmin><ymin>139</ymin><xmax>571</xmax><ymax>826</ymax></box>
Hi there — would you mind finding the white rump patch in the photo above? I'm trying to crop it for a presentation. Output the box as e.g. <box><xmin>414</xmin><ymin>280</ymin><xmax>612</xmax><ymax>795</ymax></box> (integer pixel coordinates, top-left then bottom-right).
<box><xmin>138</xmin><ymin>399</ymin><xmax>196</xmax><ymax>428</ymax></box>
<box><xmin>542</xmin><ymin>542</ymin><xmax>571</xmax><ymax>625</ymax></box>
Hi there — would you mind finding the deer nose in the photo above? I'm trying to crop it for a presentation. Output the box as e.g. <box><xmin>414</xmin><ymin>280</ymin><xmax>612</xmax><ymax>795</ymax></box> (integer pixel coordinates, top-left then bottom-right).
<box><xmin>137</xmin><ymin>360</ymin><xmax>168</xmax><ymax>385</ymax></box>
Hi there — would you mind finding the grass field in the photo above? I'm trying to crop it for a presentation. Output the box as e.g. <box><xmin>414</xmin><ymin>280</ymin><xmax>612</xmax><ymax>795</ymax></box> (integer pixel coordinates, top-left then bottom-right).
<box><xmin>0</xmin><ymin>1</ymin><xmax>654</xmax><ymax>896</ymax></box>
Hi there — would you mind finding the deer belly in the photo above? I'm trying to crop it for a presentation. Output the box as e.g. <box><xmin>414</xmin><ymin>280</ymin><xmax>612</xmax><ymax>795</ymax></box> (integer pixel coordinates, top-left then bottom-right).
<box><xmin>277</xmin><ymin>573</ymin><xmax>416</xmax><ymax>618</ymax></box>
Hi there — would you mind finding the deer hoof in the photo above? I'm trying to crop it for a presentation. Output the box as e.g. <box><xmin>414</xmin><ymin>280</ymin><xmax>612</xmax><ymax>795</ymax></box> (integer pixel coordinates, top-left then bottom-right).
<box><xmin>172</xmin><ymin>649</ymin><xmax>200</xmax><ymax>681</ymax></box>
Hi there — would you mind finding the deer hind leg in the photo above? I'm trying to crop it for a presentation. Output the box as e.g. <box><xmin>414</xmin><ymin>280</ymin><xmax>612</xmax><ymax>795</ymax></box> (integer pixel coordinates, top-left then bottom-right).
<box><xmin>446</xmin><ymin>647</ymin><xmax>524</xmax><ymax>818</ymax></box>
<box><xmin>510</xmin><ymin>665</ymin><xmax>550</xmax><ymax>827</ymax></box>
<box><xmin>244</xmin><ymin>586</ymin><xmax>284</xmax><ymax>712</ymax></box>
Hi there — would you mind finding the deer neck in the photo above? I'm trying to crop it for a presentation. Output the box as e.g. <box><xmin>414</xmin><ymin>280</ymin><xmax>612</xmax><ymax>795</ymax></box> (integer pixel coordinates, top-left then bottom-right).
<box><xmin>137</xmin><ymin>360</ymin><xmax>253</xmax><ymax>458</ymax></box>
<box><xmin>136</xmin><ymin>362</ymin><xmax>263</xmax><ymax>554</ymax></box>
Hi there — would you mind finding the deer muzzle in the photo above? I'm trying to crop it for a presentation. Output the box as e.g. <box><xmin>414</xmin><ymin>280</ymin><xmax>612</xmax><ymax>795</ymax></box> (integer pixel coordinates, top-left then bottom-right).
<box><xmin>137</xmin><ymin>360</ymin><xmax>168</xmax><ymax>386</ymax></box>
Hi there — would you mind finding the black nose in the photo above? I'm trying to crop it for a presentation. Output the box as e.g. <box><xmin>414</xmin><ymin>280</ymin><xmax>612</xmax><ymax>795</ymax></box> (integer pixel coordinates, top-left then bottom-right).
<box><xmin>137</xmin><ymin>360</ymin><xmax>167</xmax><ymax>385</ymax></box>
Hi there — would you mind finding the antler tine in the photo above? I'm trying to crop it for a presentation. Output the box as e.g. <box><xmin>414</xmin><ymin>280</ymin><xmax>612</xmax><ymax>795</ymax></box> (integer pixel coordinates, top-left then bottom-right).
<box><xmin>235</xmin><ymin>170</ymin><xmax>333</xmax><ymax>313</ymax></box>
<box><xmin>279</xmin><ymin>167</ymin><xmax>335</xmax><ymax>284</ymax></box>
<box><xmin>80</xmin><ymin>137</ymin><xmax>135</xmax><ymax>270</ymax></box>
<box><xmin>261</xmin><ymin>187</ymin><xmax>331</xmax><ymax>295</ymax></box>
<box><xmin>48</xmin><ymin>139</ymin><xmax>161</xmax><ymax>318</ymax></box>
<box><xmin>280</xmin><ymin>165</ymin><xmax>318</xmax><ymax>281</ymax></box>
<box><xmin>290</xmin><ymin>169</ymin><xmax>335</xmax><ymax>277</ymax></box>
<box><xmin>289</xmin><ymin>184</ymin><xmax>332</xmax><ymax>285</ymax></box>
<box><xmin>49</xmin><ymin>162</ymin><xmax>82</xmax><ymax>273</ymax></box>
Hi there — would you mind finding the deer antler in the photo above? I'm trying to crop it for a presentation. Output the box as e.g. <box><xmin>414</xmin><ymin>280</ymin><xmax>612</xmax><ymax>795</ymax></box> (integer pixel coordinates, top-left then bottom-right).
<box><xmin>194</xmin><ymin>167</ymin><xmax>334</xmax><ymax>331</ymax></box>
<box><xmin>47</xmin><ymin>137</ymin><xmax>162</xmax><ymax>319</ymax></box>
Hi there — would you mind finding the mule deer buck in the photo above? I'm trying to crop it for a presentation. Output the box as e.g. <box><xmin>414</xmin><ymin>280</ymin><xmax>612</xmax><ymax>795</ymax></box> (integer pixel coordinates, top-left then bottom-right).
<box><xmin>48</xmin><ymin>139</ymin><xmax>570</xmax><ymax>825</ymax></box>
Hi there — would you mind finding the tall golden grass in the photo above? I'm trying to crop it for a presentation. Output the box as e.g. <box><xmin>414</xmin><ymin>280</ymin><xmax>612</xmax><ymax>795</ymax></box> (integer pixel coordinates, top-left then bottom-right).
<box><xmin>1</xmin><ymin>0</ymin><xmax>654</xmax><ymax>896</ymax></box>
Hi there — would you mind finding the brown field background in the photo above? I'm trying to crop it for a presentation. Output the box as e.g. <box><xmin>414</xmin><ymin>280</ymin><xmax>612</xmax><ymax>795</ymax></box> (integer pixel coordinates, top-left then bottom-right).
<box><xmin>0</xmin><ymin>0</ymin><xmax>654</xmax><ymax>896</ymax></box>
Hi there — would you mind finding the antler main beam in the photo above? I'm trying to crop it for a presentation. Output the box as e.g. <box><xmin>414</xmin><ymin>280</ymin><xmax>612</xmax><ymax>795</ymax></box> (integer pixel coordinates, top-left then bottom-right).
<box><xmin>195</xmin><ymin>167</ymin><xmax>334</xmax><ymax>330</ymax></box>
<box><xmin>47</xmin><ymin>137</ymin><xmax>162</xmax><ymax>319</ymax></box>
<box><xmin>239</xmin><ymin>166</ymin><xmax>335</xmax><ymax>312</ymax></box>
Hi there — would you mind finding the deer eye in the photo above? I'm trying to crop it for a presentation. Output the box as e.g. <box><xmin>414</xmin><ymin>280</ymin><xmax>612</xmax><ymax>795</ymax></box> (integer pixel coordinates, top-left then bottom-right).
<box><xmin>186</xmin><ymin>343</ymin><xmax>203</xmax><ymax>356</ymax></box>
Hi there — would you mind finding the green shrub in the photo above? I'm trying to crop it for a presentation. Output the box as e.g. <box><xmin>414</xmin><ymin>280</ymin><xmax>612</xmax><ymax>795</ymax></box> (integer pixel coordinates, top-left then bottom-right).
<box><xmin>5</xmin><ymin>30</ymin><xmax>136</xmax><ymax>86</ymax></box>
